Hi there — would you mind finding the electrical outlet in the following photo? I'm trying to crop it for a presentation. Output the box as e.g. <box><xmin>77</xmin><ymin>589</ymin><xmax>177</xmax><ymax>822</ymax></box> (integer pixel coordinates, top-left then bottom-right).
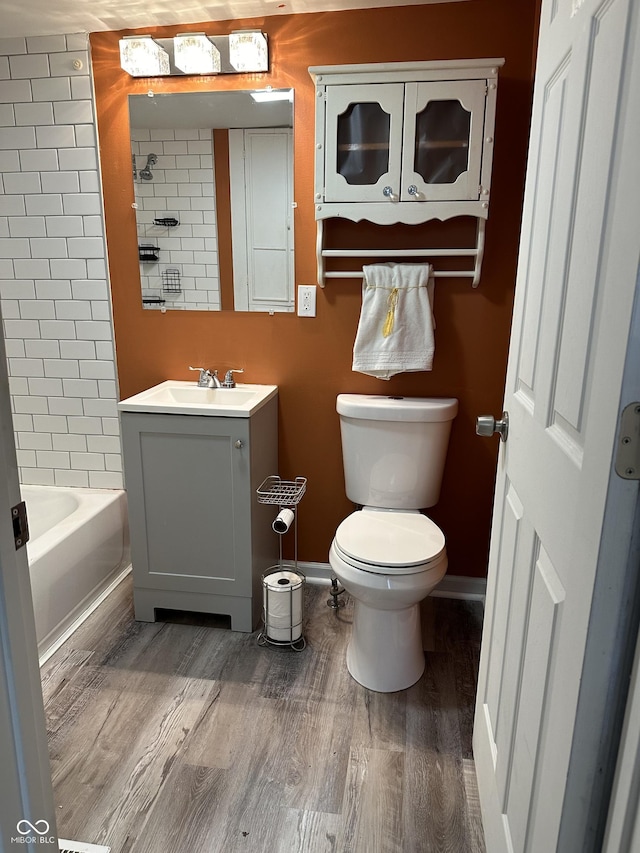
<box><xmin>297</xmin><ymin>284</ymin><xmax>317</xmax><ymax>317</ymax></box>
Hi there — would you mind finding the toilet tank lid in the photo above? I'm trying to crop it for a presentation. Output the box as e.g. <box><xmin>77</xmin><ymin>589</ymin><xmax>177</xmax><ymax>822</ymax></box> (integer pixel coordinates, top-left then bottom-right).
<box><xmin>337</xmin><ymin>394</ymin><xmax>458</xmax><ymax>422</ymax></box>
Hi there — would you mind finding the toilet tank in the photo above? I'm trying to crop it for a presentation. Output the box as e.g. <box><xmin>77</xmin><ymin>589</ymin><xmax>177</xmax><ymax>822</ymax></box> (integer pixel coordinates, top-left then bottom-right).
<box><xmin>337</xmin><ymin>395</ymin><xmax>458</xmax><ymax>509</ymax></box>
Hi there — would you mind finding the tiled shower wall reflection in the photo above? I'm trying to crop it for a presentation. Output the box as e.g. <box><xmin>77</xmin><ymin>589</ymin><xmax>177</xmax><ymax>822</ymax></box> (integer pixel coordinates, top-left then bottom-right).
<box><xmin>132</xmin><ymin>128</ymin><xmax>222</xmax><ymax>311</ymax></box>
<box><xmin>0</xmin><ymin>34</ymin><xmax>123</xmax><ymax>489</ymax></box>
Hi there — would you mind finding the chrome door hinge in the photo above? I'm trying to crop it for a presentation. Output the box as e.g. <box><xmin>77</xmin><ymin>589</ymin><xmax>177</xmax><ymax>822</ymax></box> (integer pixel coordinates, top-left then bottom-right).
<box><xmin>615</xmin><ymin>403</ymin><xmax>640</xmax><ymax>480</ymax></box>
<box><xmin>12</xmin><ymin>501</ymin><xmax>29</xmax><ymax>550</ymax></box>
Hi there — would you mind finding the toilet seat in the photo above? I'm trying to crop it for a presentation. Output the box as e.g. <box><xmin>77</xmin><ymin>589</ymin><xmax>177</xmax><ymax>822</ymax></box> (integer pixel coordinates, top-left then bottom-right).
<box><xmin>334</xmin><ymin>508</ymin><xmax>445</xmax><ymax>575</ymax></box>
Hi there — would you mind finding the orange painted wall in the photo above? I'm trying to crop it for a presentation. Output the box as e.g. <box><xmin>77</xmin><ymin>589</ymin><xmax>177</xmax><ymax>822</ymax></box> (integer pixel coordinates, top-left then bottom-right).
<box><xmin>91</xmin><ymin>0</ymin><xmax>539</xmax><ymax>577</ymax></box>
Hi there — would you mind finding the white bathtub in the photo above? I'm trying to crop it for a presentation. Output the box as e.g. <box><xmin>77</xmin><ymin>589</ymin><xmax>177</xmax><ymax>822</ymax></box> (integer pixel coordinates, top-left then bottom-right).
<box><xmin>22</xmin><ymin>485</ymin><xmax>130</xmax><ymax>662</ymax></box>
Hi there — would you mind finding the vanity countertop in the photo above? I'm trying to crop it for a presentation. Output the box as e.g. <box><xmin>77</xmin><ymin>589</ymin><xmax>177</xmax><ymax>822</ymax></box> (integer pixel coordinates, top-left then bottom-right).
<box><xmin>118</xmin><ymin>380</ymin><xmax>278</xmax><ymax>418</ymax></box>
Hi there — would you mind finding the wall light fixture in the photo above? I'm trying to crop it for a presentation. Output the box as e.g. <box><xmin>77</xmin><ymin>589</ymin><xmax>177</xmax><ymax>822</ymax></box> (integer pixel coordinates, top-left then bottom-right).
<box><xmin>119</xmin><ymin>36</ymin><xmax>170</xmax><ymax>77</ymax></box>
<box><xmin>229</xmin><ymin>31</ymin><xmax>269</xmax><ymax>73</ymax></box>
<box><xmin>119</xmin><ymin>30</ymin><xmax>269</xmax><ymax>77</ymax></box>
<box><xmin>173</xmin><ymin>34</ymin><xmax>221</xmax><ymax>74</ymax></box>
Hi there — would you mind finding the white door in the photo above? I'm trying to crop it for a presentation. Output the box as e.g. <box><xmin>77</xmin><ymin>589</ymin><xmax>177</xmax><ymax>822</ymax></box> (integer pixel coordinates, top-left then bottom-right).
<box><xmin>473</xmin><ymin>0</ymin><xmax>640</xmax><ymax>850</ymax></box>
<box><xmin>0</xmin><ymin>307</ymin><xmax>57</xmax><ymax>846</ymax></box>
<box><xmin>229</xmin><ymin>128</ymin><xmax>294</xmax><ymax>313</ymax></box>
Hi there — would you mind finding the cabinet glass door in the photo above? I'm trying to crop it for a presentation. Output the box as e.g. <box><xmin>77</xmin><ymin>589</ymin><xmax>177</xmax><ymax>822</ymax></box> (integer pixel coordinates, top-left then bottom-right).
<box><xmin>402</xmin><ymin>80</ymin><xmax>487</xmax><ymax>201</ymax></box>
<box><xmin>324</xmin><ymin>83</ymin><xmax>404</xmax><ymax>202</ymax></box>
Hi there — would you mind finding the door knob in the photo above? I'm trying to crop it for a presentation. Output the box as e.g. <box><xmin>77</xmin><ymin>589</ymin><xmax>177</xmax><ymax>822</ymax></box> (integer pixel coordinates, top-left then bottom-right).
<box><xmin>476</xmin><ymin>411</ymin><xmax>509</xmax><ymax>442</ymax></box>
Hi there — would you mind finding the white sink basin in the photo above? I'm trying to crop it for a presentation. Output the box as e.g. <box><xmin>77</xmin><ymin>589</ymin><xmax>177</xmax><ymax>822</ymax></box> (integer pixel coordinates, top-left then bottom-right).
<box><xmin>118</xmin><ymin>380</ymin><xmax>278</xmax><ymax>418</ymax></box>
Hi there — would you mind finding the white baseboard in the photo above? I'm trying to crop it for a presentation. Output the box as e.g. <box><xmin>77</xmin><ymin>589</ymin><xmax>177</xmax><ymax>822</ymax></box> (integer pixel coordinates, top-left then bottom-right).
<box><xmin>298</xmin><ymin>561</ymin><xmax>486</xmax><ymax>602</ymax></box>
<box><xmin>297</xmin><ymin>561</ymin><xmax>334</xmax><ymax>585</ymax></box>
<box><xmin>431</xmin><ymin>574</ymin><xmax>486</xmax><ymax>602</ymax></box>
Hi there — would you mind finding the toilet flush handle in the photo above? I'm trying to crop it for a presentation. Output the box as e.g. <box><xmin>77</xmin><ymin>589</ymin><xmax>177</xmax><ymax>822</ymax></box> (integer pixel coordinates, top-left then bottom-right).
<box><xmin>476</xmin><ymin>411</ymin><xmax>509</xmax><ymax>442</ymax></box>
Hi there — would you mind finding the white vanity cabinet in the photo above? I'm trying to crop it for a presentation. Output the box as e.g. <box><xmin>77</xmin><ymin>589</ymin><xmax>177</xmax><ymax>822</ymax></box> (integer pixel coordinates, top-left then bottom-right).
<box><xmin>120</xmin><ymin>392</ymin><xmax>278</xmax><ymax>632</ymax></box>
<box><xmin>311</xmin><ymin>59</ymin><xmax>504</xmax><ymax>225</ymax></box>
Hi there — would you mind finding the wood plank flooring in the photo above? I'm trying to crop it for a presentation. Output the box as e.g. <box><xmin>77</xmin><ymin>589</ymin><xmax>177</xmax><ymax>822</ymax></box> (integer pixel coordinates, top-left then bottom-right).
<box><xmin>41</xmin><ymin>577</ymin><xmax>486</xmax><ymax>853</ymax></box>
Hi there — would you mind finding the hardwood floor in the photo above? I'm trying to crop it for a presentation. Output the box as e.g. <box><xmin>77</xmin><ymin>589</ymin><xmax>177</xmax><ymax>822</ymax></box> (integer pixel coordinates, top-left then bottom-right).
<box><xmin>41</xmin><ymin>577</ymin><xmax>486</xmax><ymax>853</ymax></box>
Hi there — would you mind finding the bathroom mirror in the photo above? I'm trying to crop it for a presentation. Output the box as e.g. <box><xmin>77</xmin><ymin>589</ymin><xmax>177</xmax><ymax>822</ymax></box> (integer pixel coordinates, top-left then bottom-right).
<box><xmin>129</xmin><ymin>88</ymin><xmax>294</xmax><ymax>312</ymax></box>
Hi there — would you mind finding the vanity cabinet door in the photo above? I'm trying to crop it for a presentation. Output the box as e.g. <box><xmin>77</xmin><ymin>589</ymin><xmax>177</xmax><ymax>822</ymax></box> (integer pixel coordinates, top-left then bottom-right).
<box><xmin>123</xmin><ymin>412</ymin><xmax>252</xmax><ymax>596</ymax></box>
<box><xmin>121</xmin><ymin>400</ymin><xmax>278</xmax><ymax>632</ymax></box>
<box><xmin>324</xmin><ymin>83</ymin><xmax>405</xmax><ymax>202</ymax></box>
<box><xmin>401</xmin><ymin>79</ymin><xmax>487</xmax><ymax>202</ymax></box>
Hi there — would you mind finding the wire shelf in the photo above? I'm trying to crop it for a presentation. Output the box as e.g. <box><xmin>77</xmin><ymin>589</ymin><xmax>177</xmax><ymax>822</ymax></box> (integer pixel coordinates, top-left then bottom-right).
<box><xmin>257</xmin><ymin>476</ymin><xmax>307</xmax><ymax>507</ymax></box>
<box><xmin>139</xmin><ymin>245</ymin><xmax>159</xmax><ymax>262</ymax></box>
<box><xmin>162</xmin><ymin>268</ymin><xmax>181</xmax><ymax>293</ymax></box>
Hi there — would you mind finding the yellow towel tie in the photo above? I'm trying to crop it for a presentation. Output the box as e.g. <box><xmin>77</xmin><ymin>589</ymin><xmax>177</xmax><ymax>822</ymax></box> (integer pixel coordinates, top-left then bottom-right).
<box><xmin>382</xmin><ymin>287</ymin><xmax>399</xmax><ymax>338</ymax></box>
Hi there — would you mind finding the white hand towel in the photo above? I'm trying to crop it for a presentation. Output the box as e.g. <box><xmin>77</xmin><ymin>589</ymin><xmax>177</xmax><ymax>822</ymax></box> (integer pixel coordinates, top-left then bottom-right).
<box><xmin>352</xmin><ymin>263</ymin><xmax>435</xmax><ymax>379</ymax></box>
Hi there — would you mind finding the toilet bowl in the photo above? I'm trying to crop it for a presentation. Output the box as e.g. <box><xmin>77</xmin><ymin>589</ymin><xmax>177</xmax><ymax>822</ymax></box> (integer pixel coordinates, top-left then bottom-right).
<box><xmin>330</xmin><ymin>507</ymin><xmax>447</xmax><ymax>692</ymax></box>
<box><xmin>330</xmin><ymin>394</ymin><xmax>457</xmax><ymax>693</ymax></box>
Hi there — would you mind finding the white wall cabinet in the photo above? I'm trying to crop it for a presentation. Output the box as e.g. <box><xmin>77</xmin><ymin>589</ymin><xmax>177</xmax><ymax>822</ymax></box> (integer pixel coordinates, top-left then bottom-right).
<box><xmin>311</xmin><ymin>59</ymin><xmax>504</xmax><ymax>226</ymax></box>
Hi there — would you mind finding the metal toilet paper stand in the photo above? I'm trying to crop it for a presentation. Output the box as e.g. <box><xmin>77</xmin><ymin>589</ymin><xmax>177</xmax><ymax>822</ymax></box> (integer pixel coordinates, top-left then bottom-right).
<box><xmin>256</xmin><ymin>476</ymin><xmax>307</xmax><ymax>651</ymax></box>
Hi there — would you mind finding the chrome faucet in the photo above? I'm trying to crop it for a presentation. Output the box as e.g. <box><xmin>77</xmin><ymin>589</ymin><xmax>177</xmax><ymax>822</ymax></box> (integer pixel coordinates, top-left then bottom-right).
<box><xmin>188</xmin><ymin>366</ymin><xmax>223</xmax><ymax>388</ymax></box>
<box><xmin>222</xmin><ymin>369</ymin><xmax>244</xmax><ymax>388</ymax></box>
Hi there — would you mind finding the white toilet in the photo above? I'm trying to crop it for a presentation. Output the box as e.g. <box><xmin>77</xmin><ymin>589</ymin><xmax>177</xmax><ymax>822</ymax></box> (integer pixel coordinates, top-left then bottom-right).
<box><xmin>329</xmin><ymin>393</ymin><xmax>458</xmax><ymax>692</ymax></box>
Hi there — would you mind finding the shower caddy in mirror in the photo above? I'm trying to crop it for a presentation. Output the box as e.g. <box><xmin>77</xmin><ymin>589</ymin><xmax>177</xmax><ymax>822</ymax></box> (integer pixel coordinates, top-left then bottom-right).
<box><xmin>139</xmin><ymin>244</ymin><xmax>159</xmax><ymax>262</ymax></box>
<box><xmin>162</xmin><ymin>268</ymin><xmax>181</xmax><ymax>293</ymax></box>
<box><xmin>309</xmin><ymin>58</ymin><xmax>504</xmax><ymax>287</ymax></box>
<box><xmin>256</xmin><ymin>475</ymin><xmax>307</xmax><ymax>651</ymax></box>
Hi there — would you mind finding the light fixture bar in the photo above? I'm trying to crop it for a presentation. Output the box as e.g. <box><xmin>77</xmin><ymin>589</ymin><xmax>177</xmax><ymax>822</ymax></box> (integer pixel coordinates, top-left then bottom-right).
<box><xmin>119</xmin><ymin>31</ymin><xmax>269</xmax><ymax>77</ymax></box>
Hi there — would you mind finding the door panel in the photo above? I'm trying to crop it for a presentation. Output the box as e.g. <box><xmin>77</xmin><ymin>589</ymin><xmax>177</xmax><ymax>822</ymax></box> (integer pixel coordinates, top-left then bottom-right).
<box><xmin>507</xmin><ymin>547</ymin><xmax>565</xmax><ymax>853</ymax></box>
<box><xmin>494</xmin><ymin>519</ymin><xmax>537</xmax><ymax>807</ymax></box>
<box><xmin>244</xmin><ymin>130</ymin><xmax>293</xmax><ymax>311</ymax></box>
<box><xmin>474</xmin><ymin>0</ymin><xmax>639</xmax><ymax>850</ymax></box>
<box><xmin>484</xmin><ymin>483</ymin><xmax>522</xmax><ymax>739</ymax></box>
<box><xmin>230</xmin><ymin>128</ymin><xmax>294</xmax><ymax>312</ymax></box>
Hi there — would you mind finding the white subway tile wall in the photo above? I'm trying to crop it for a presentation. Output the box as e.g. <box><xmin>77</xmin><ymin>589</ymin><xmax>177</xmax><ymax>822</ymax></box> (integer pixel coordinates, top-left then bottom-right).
<box><xmin>132</xmin><ymin>129</ymin><xmax>221</xmax><ymax>311</ymax></box>
<box><xmin>0</xmin><ymin>34</ymin><xmax>123</xmax><ymax>489</ymax></box>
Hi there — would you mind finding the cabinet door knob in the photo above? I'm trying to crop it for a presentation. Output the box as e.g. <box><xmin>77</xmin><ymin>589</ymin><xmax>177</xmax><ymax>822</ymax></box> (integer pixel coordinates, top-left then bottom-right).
<box><xmin>382</xmin><ymin>186</ymin><xmax>395</xmax><ymax>199</ymax></box>
<box><xmin>407</xmin><ymin>184</ymin><xmax>419</xmax><ymax>196</ymax></box>
<box><xmin>234</xmin><ymin>440</ymin><xmax>243</xmax><ymax>449</ymax></box>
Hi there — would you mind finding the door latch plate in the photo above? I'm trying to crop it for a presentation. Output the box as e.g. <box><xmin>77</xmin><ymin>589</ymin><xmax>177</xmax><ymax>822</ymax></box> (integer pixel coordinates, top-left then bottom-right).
<box><xmin>615</xmin><ymin>403</ymin><xmax>640</xmax><ymax>480</ymax></box>
<box><xmin>12</xmin><ymin>501</ymin><xmax>29</xmax><ymax>550</ymax></box>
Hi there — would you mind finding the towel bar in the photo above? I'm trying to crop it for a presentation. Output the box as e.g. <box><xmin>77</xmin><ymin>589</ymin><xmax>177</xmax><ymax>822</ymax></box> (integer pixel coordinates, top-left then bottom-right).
<box><xmin>316</xmin><ymin>218</ymin><xmax>485</xmax><ymax>288</ymax></box>
<box><xmin>323</xmin><ymin>270</ymin><xmax>477</xmax><ymax>279</ymax></box>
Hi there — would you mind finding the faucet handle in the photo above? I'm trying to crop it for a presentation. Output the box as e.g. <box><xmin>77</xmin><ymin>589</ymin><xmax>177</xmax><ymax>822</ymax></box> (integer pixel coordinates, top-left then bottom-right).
<box><xmin>222</xmin><ymin>369</ymin><xmax>244</xmax><ymax>388</ymax></box>
<box><xmin>189</xmin><ymin>365</ymin><xmax>212</xmax><ymax>387</ymax></box>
